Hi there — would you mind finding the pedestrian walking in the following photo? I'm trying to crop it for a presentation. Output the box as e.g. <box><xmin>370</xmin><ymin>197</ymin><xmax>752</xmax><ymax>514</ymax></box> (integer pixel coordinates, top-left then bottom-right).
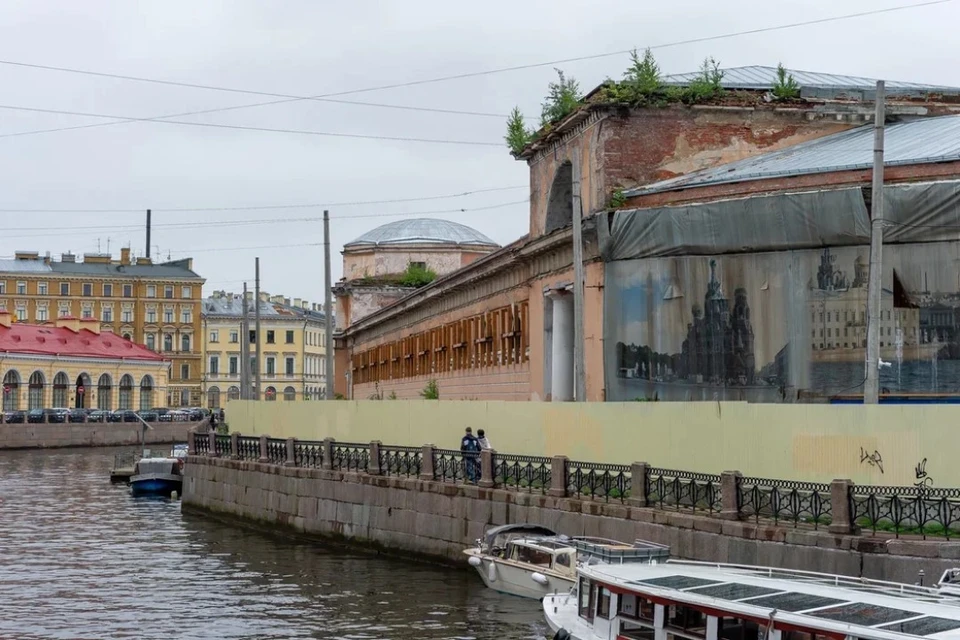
<box><xmin>460</xmin><ymin>427</ymin><xmax>480</xmax><ymax>483</ymax></box>
<box><xmin>477</xmin><ymin>429</ymin><xmax>492</xmax><ymax>451</ymax></box>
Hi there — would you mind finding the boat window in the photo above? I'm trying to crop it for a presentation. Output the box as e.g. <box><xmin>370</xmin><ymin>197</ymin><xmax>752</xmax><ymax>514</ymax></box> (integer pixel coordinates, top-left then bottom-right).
<box><xmin>618</xmin><ymin>594</ymin><xmax>655</xmax><ymax>622</ymax></box>
<box><xmin>717</xmin><ymin>615</ymin><xmax>764</xmax><ymax>640</ymax></box>
<box><xmin>554</xmin><ymin>552</ymin><xmax>572</xmax><ymax>569</ymax></box>
<box><xmin>579</xmin><ymin>577</ymin><xmax>595</xmax><ymax>621</ymax></box>
<box><xmin>667</xmin><ymin>605</ymin><xmax>707</xmax><ymax>638</ymax></box>
<box><xmin>512</xmin><ymin>545</ymin><xmax>551</xmax><ymax>566</ymax></box>
<box><xmin>596</xmin><ymin>587</ymin><xmax>612</xmax><ymax>620</ymax></box>
<box><xmin>782</xmin><ymin>632</ymin><xmax>838</xmax><ymax>640</ymax></box>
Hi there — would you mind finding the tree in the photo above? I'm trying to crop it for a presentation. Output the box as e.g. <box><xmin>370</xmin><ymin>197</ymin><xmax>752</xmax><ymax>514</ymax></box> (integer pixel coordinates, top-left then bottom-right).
<box><xmin>540</xmin><ymin>69</ymin><xmax>582</xmax><ymax>126</ymax></box>
<box><xmin>772</xmin><ymin>63</ymin><xmax>800</xmax><ymax>100</ymax></box>
<box><xmin>505</xmin><ymin>107</ymin><xmax>533</xmax><ymax>155</ymax></box>
<box><xmin>623</xmin><ymin>48</ymin><xmax>661</xmax><ymax>95</ymax></box>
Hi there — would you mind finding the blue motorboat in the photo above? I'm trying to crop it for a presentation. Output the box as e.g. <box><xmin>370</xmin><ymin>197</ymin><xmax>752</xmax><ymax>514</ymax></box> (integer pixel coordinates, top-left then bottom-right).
<box><xmin>129</xmin><ymin>457</ymin><xmax>184</xmax><ymax>497</ymax></box>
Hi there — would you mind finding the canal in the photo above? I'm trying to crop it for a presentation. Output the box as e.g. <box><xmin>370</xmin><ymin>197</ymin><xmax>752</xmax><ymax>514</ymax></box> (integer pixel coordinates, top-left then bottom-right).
<box><xmin>0</xmin><ymin>447</ymin><xmax>547</xmax><ymax>639</ymax></box>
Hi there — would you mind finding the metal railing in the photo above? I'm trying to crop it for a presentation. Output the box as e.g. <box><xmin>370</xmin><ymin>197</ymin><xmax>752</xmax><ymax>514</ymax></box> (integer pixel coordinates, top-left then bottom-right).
<box><xmin>265</xmin><ymin>438</ymin><xmax>286</xmax><ymax>465</ymax></box>
<box><xmin>294</xmin><ymin>440</ymin><xmax>324</xmax><ymax>468</ymax></box>
<box><xmin>378</xmin><ymin>445</ymin><xmax>422</xmax><ymax>477</ymax></box>
<box><xmin>738</xmin><ymin>477</ymin><xmax>832</xmax><ymax>530</ymax></box>
<box><xmin>236</xmin><ymin>436</ymin><xmax>260</xmax><ymax>461</ymax></box>
<box><xmin>214</xmin><ymin>435</ymin><xmax>231</xmax><ymax>457</ymax></box>
<box><xmin>851</xmin><ymin>485</ymin><xmax>960</xmax><ymax>539</ymax></box>
<box><xmin>435</xmin><ymin>449</ymin><xmax>473</xmax><ymax>483</ymax></box>
<box><xmin>647</xmin><ymin>467</ymin><xmax>722</xmax><ymax>513</ymax></box>
<box><xmin>194</xmin><ymin>434</ymin><xmax>210</xmax><ymax>455</ymax></box>
<box><xmin>493</xmin><ymin>453</ymin><xmax>551</xmax><ymax>493</ymax></box>
<box><xmin>332</xmin><ymin>443</ymin><xmax>369</xmax><ymax>472</ymax></box>
<box><xmin>567</xmin><ymin>461</ymin><xmax>631</xmax><ymax>502</ymax></box>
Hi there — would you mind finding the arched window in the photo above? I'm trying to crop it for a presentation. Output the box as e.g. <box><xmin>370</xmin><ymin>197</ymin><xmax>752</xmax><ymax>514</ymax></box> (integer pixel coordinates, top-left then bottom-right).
<box><xmin>28</xmin><ymin>371</ymin><xmax>45</xmax><ymax>410</ymax></box>
<box><xmin>227</xmin><ymin>386</ymin><xmax>240</xmax><ymax>401</ymax></box>
<box><xmin>544</xmin><ymin>161</ymin><xmax>574</xmax><ymax>235</ymax></box>
<box><xmin>97</xmin><ymin>374</ymin><xmax>113</xmax><ymax>410</ymax></box>
<box><xmin>53</xmin><ymin>372</ymin><xmax>69</xmax><ymax>408</ymax></box>
<box><xmin>75</xmin><ymin>373</ymin><xmax>91</xmax><ymax>409</ymax></box>
<box><xmin>181</xmin><ymin>334</ymin><xmax>191</xmax><ymax>352</ymax></box>
<box><xmin>207</xmin><ymin>386</ymin><xmax>221</xmax><ymax>408</ymax></box>
<box><xmin>163</xmin><ymin>334</ymin><xmax>173</xmax><ymax>352</ymax></box>
<box><xmin>265</xmin><ymin>386</ymin><xmax>277</xmax><ymax>401</ymax></box>
<box><xmin>118</xmin><ymin>374</ymin><xmax>134</xmax><ymax>410</ymax></box>
<box><xmin>139</xmin><ymin>376</ymin><xmax>154</xmax><ymax>411</ymax></box>
<box><xmin>2</xmin><ymin>370</ymin><xmax>20</xmax><ymax>411</ymax></box>
<box><xmin>122</xmin><ymin>333</ymin><xmax>132</xmax><ymax>341</ymax></box>
<box><xmin>283</xmin><ymin>386</ymin><xmax>296</xmax><ymax>401</ymax></box>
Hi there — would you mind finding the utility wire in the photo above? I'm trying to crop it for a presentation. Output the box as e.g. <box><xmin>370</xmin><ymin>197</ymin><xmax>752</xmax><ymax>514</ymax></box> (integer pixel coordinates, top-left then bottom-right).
<box><xmin>0</xmin><ymin>184</ymin><xmax>527</xmax><ymax>213</ymax></box>
<box><xmin>0</xmin><ymin>0</ymin><xmax>951</xmax><ymax>140</ymax></box>
<box><xmin>0</xmin><ymin>103</ymin><xmax>502</xmax><ymax>146</ymax></box>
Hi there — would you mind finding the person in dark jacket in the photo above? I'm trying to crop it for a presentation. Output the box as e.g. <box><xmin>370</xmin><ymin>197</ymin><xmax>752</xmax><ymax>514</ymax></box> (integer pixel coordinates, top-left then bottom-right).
<box><xmin>460</xmin><ymin>427</ymin><xmax>480</xmax><ymax>483</ymax></box>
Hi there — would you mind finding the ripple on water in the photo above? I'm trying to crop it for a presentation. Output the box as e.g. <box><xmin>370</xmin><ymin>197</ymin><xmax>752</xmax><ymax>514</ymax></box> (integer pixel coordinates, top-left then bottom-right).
<box><xmin>0</xmin><ymin>448</ymin><xmax>546</xmax><ymax>640</ymax></box>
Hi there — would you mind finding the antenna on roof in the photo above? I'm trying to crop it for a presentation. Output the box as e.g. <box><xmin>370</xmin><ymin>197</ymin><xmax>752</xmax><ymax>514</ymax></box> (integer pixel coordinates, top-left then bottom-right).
<box><xmin>106</xmin><ymin>237</ymin><xmax>111</xmax><ymax>254</ymax></box>
<box><xmin>97</xmin><ymin>238</ymin><xmax>101</xmax><ymax>253</ymax></box>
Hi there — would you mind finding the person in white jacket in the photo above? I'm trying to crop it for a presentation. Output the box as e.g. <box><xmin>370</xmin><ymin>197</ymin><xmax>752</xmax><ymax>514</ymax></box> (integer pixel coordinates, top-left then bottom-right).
<box><xmin>477</xmin><ymin>429</ymin><xmax>492</xmax><ymax>450</ymax></box>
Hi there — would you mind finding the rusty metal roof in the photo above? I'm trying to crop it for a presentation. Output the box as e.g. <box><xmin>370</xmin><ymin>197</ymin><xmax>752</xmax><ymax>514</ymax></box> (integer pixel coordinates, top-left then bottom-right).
<box><xmin>624</xmin><ymin>114</ymin><xmax>960</xmax><ymax>197</ymax></box>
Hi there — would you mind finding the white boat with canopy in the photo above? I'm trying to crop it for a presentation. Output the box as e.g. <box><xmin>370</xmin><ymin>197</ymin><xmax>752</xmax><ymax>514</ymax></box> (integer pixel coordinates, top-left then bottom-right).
<box><xmin>544</xmin><ymin>561</ymin><xmax>960</xmax><ymax>640</ymax></box>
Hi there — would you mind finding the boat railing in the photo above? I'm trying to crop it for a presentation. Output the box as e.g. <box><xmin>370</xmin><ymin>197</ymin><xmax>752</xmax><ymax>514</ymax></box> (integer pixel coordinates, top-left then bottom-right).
<box><xmin>570</xmin><ymin>536</ymin><xmax>671</xmax><ymax>564</ymax></box>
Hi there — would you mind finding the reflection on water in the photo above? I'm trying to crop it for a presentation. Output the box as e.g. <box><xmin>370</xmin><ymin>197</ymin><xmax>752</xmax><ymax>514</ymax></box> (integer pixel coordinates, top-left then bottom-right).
<box><xmin>0</xmin><ymin>448</ymin><xmax>546</xmax><ymax>640</ymax></box>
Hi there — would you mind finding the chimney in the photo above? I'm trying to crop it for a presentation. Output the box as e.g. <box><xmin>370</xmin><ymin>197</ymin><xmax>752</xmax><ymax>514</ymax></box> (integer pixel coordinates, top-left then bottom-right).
<box><xmin>120</xmin><ymin>247</ymin><xmax>131</xmax><ymax>265</ymax></box>
<box><xmin>83</xmin><ymin>253</ymin><xmax>111</xmax><ymax>264</ymax></box>
<box><xmin>284</xmin><ymin>297</ymin><xmax>291</xmax><ymax>306</ymax></box>
<box><xmin>302</xmin><ymin>300</ymin><xmax>309</xmax><ymax>309</ymax></box>
<box><xmin>294</xmin><ymin>298</ymin><xmax>302</xmax><ymax>309</ymax></box>
<box><xmin>55</xmin><ymin>316</ymin><xmax>81</xmax><ymax>333</ymax></box>
<box><xmin>79</xmin><ymin>317</ymin><xmax>101</xmax><ymax>335</ymax></box>
<box><xmin>61</xmin><ymin>252</ymin><xmax>76</xmax><ymax>263</ymax></box>
<box><xmin>136</xmin><ymin>257</ymin><xmax>152</xmax><ymax>265</ymax></box>
<box><xmin>0</xmin><ymin>310</ymin><xmax>11</xmax><ymax>329</ymax></box>
<box><xmin>14</xmin><ymin>251</ymin><xmax>39</xmax><ymax>261</ymax></box>
<box><xmin>44</xmin><ymin>251</ymin><xmax>51</xmax><ymax>265</ymax></box>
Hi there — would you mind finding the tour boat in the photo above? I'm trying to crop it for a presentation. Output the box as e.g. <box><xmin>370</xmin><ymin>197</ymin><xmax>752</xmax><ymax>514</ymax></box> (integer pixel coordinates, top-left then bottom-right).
<box><xmin>543</xmin><ymin>560</ymin><xmax>960</xmax><ymax>640</ymax></box>
<box><xmin>463</xmin><ymin>524</ymin><xmax>670</xmax><ymax>600</ymax></box>
<box><xmin>129</xmin><ymin>456</ymin><xmax>184</xmax><ymax>497</ymax></box>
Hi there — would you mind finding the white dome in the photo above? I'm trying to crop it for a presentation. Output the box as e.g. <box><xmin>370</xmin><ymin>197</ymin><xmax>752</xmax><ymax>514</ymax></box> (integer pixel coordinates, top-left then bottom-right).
<box><xmin>344</xmin><ymin>218</ymin><xmax>498</xmax><ymax>249</ymax></box>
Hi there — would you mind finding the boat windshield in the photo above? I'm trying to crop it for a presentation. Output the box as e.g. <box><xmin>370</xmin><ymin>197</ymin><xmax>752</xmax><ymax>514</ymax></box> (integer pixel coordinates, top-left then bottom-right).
<box><xmin>510</xmin><ymin>544</ymin><xmax>552</xmax><ymax>567</ymax></box>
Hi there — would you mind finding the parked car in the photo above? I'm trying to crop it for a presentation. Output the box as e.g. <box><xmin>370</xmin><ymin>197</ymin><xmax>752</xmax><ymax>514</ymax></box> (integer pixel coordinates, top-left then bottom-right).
<box><xmin>152</xmin><ymin>408</ymin><xmax>172</xmax><ymax>422</ymax></box>
<box><xmin>68</xmin><ymin>408</ymin><xmax>88</xmax><ymax>423</ymax></box>
<box><xmin>44</xmin><ymin>408</ymin><xmax>70</xmax><ymax>423</ymax></box>
<box><xmin>27</xmin><ymin>409</ymin><xmax>46</xmax><ymax>423</ymax></box>
<box><xmin>137</xmin><ymin>409</ymin><xmax>159</xmax><ymax>422</ymax></box>
<box><xmin>3</xmin><ymin>410</ymin><xmax>26</xmax><ymax>424</ymax></box>
<box><xmin>109</xmin><ymin>410</ymin><xmax>139</xmax><ymax>423</ymax></box>
<box><xmin>168</xmin><ymin>409</ymin><xmax>190</xmax><ymax>422</ymax></box>
<box><xmin>86</xmin><ymin>409</ymin><xmax>109</xmax><ymax>423</ymax></box>
<box><xmin>187</xmin><ymin>407</ymin><xmax>205</xmax><ymax>421</ymax></box>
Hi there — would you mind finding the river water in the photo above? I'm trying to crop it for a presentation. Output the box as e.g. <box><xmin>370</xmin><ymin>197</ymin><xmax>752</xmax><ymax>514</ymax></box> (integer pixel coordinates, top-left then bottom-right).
<box><xmin>0</xmin><ymin>447</ymin><xmax>546</xmax><ymax>640</ymax></box>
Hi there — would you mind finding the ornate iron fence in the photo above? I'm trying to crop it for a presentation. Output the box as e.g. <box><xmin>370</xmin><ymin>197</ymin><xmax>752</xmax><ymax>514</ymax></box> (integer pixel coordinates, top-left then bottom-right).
<box><xmin>738</xmin><ymin>477</ymin><xmax>832</xmax><ymax>529</ymax></box>
<box><xmin>236</xmin><ymin>436</ymin><xmax>260</xmax><ymax>461</ymax></box>
<box><xmin>850</xmin><ymin>485</ymin><xmax>960</xmax><ymax>539</ymax></box>
<box><xmin>567</xmin><ymin>461</ymin><xmax>631</xmax><ymax>502</ymax></box>
<box><xmin>265</xmin><ymin>438</ymin><xmax>286</xmax><ymax>465</ymax></box>
<box><xmin>493</xmin><ymin>454</ymin><xmax>552</xmax><ymax>493</ymax></box>
<box><xmin>295</xmin><ymin>440</ymin><xmax>325</xmax><ymax>468</ymax></box>
<box><xmin>434</xmin><ymin>449</ymin><xmax>473</xmax><ymax>484</ymax></box>
<box><xmin>379</xmin><ymin>446</ymin><xmax>422</xmax><ymax>477</ymax></box>
<box><xmin>647</xmin><ymin>467</ymin><xmax>722</xmax><ymax>513</ymax></box>
<box><xmin>214</xmin><ymin>435</ymin><xmax>232</xmax><ymax>457</ymax></box>
<box><xmin>332</xmin><ymin>442</ymin><xmax>369</xmax><ymax>472</ymax></box>
<box><xmin>194</xmin><ymin>434</ymin><xmax>210</xmax><ymax>455</ymax></box>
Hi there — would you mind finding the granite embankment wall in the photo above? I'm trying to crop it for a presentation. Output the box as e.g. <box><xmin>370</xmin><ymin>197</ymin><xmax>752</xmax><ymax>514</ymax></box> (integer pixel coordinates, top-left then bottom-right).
<box><xmin>0</xmin><ymin>419</ymin><xmax>206</xmax><ymax>449</ymax></box>
<box><xmin>184</xmin><ymin>454</ymin><xmax>960</xmax><ymax>585</ymax></box>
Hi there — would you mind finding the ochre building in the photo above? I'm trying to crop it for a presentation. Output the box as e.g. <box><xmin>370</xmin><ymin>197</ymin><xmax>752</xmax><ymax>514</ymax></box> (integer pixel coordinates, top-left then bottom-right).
<box><xmin>0</xmin><ymin>248</ymin><xmax>204</xmax><ymax>406</ymax></box>
<box><xmin>0</xmin><ymin>313</ymin><xmax>169</xmax><ymax>412</ymax></box>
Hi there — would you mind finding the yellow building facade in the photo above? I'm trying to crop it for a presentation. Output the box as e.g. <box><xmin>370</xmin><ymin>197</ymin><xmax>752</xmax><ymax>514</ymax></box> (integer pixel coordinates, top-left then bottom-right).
<box><xmin>0</xmin><ymin>314</ymin><xmax>170</xmax><ymax>412</ymax></box>
<box><xmin>0</xmin><ymin>249</ymin><xmax>204</xmax><ymax>407</ymax></box>
<box><xmin>201</xmin><ymin>291</ymin><xmax>329</xmax><ymax>407</ymax></box>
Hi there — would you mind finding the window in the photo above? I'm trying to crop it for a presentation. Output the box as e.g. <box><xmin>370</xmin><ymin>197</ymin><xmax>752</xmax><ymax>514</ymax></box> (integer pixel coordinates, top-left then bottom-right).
<box><xmin>180</xmin><ymin>364</ymin><xmax>190</xmax><ymax>380</ymax></box>
<box><xmin>410</xmin><ymin>261</ymin><xmax>426</xmax><ymax>270</ymax></box>
<box><xmin>164</xmin><ymin>286</ymin><xmax>173</xmax><ymax>299</ymax></box>
<box><xmin>229</xmin><ymin>330</ymin><xmax>239</xmax><ymax>343</ymax></box>
<box><xmin>617</xmin><ymin>595</ymin><xmax>654</xmax><ymax>621</ymax></box>
<box><xmin>146</xmin><ymin>285</ymin><xmax>156</xmax><ymax>298</ymax></box>
<box><xmin>266</xmin><ymin>330</ymin><xmax>275</xmax><ymax>344</ymax></box>
<box><xmin>667</xmin><ymin>605</ymin><xmax>707</xmax><ymax>637</ymax></box>
<box><xmin>285</xmin><ymin>357</ymin><xmax>295</xmax><ymax>375</ymax></box>
<box><xmin>102</xmin><ymin>307</ymin><xmax>113</xmax><ymax>322</ymax></box>
<box><xmin>36</xmin><ymin>307</ymin><xmax>48</xmax><ymax>322</ymax></box>
<box><xmin>121</xmin><ymin>308</ymin><xmax>133</xmax><ymax>323</ymax></box>
<box><xmin>229</xmin><ymin>356</ymin><xmax>238</xmax><ymax>376</ymax></box>
<box><xmin>123</xmin><ymin>284</ymin><xmax>132</xmax><ymax>298</ymax></box>
<box><xmin>146</xmin><ymin>308</ymin><xmax>157</xmax><ymax>323</ymax></box>
<box><xmin>82</xmin><ymin>283</ymin><xmax>93</xmax><ymax>297</ymax></box>
<box><xmin>145</xmin><ymin>334</ymin><xmax>156</xmax><ymax>350</ymax></box>
<box><xmin>81</xmin><ymin>304</ymin><xmax>93</xmax><ymax>319</ymax></box>
<box><xmin>210</xmin><ymin>330</ymin><xmax>219</xmax><ymax>343</ymax></box>
<box><xmin>181</xmin><ymin>334</ymin><xmax>191</xmax><ymax>352</ymax></box>
<box><xmin>596</xmin><ymin>587</ymin><xmax>611</xmax><ymax>620</ymax></box>
<box><xmin>163</xmin><ymin>334</ymin><xmax>173</xmax><ymax>352</ymax></box>
<box><xmin>249</xmin><ymin>329</ymin><xmax>256</xmax><ymax>343</ymax></box>
<box><xmin>285</xmin><ymin>330</ymin><xmax>295</xmax><ymax>344</ymax></box>
<box><xmin>283</xmin><ymin>386</ymin><xmax>296</xmax><ymax>401</ymax></box>
<box><xmin>123</xmin><ymin>333</ymin><xmax>131</xmax><ymax>340</ymax></box>
<box><xmin>103</xmin><ymin>283</ymin><xmax>113</xmax><ymax>297</ymax></box>
<box><xmin>60</xmin><ymin>282</ymin><xmax>70</xmax><ymax>296</ymax></box>
<box><xmin>265</xmin><ymin>386</ymin><xmax>277</xmax><ymax>401</ymax></box>
<box><xmin>249</xmin><ymin>356</ymin><xmax>256</xmax><ymax>374</ymax></box>
<box><xmin>38</xmin><ymin>282</ymin><xmax>46</xmax><ymax>295</ymax></box>
<box><xmin>181</xmin><ymin>309</ymin><xmax>192</xmax><ymax>324</ymax></box>
<box><xmin>578</xmin><ymin>578</ymin><xmax>594</xmax><ymax>621</ymax></box>
<box><xmin>15</xmin><ymin>305</ymin><xmax>27</xmax><ymax>321</ymax></box>
<box><xmin>58</xmin><ymin>303</ymin><xmax>70</xmax><ymax>318</ymax></box>
<box><xmin>209</xmin><ymin>356</ymin><xmax>220</xmax><ymax>375</ymax></box>
<box><xmin>266</xmin><ymin>357</ymin><xmax>276</xmax><ymax>376</ymax></box>
<box><xmin>0</xmin><ymin>282</ymin><xmax>5</xmax><ymax>294</ymax></box>
<box><xmin>181</xmin><ymin>286</ymin><xmax>192</xmax><ymax>298</ymax></box>
<box><xmin>163</xmin><ymin>307</ymin><xmax>174</xmax><ymax>323</ymax></box>
<box><xmin>16</xmin><ymin>282</ymin><xmax>26</xmax><ymax>295</ymax></box>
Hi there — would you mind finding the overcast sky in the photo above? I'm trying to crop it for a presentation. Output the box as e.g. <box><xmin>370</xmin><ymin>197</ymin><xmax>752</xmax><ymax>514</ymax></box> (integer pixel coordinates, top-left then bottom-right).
<box><xmin>0</xmin><ymin>0</ymin><xmax>957</xmax><ymax>303</ymax></box>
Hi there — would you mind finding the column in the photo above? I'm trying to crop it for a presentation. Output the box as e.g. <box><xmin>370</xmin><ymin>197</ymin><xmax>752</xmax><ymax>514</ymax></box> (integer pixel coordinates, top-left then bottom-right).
<box><xmin>550</xmin><ymin>291</ymin><xmax>574</xmax><ymax>402</ymax></box>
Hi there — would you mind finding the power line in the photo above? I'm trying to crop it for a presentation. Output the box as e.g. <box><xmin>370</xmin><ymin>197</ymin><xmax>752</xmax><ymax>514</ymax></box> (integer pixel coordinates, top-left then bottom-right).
<box><xmin>0</xmin><ymin>185</ymin><xmax>527</xmax><ymax>213</ymax></box>
<box><xmin>0</xmin><ymin>103</ymin><xmax>502</xmax><ymax>146</ymax></box>
<box><xmin>0</xmin><ymin>0</ymin><xmax>951</xmax><ymax>141</ymax></box>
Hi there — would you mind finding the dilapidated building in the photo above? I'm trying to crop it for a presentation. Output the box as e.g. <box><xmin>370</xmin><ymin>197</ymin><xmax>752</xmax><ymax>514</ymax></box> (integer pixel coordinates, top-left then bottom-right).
<box><xmin>334</xmin><ymin>66</ymin><xmax>960</xmax><ymax>402</ymax></box>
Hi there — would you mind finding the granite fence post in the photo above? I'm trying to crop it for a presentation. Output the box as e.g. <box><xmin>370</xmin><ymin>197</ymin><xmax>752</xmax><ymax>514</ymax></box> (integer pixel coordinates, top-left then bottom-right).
<box><xmin>720</xmin><ymin>470</ymin><xmax>742</xmax><ymax>520</ymax></box>
<box><xmin>258</xmin><ymin>434</ymin><xmax>269</xmax><ymax>463</ymax></box>
<box><xmin>628</xmin><ymin>462</ymin><xmax>649</xmax><ymax>508</ymax></box>
<box><xmin>208</xmin><ymin>431</ymin><xmax>218</xmax><ymax>457</ymax></box>
<box><xmin>368</xmin><ymin>441</ymin><xmax>382</xmax><ymax>475</ymax></box>
<box><xmin>549</xmin><ymin>455</ymin><xmax>568</xmax><ymax>497</ymax></box>
<box><xmin>230</xmin><ymin>432</ymin><xmax>240</xmax><ymax>460</ymax></box>
<box><xmin>420</xmin><ymin>444</ymin><xmax>436</xmax><ymax>481</ymax></box>
<box><xmin>479</xmin><ymin>449</ymin><xmax>495</xmax><ymax>488</ymax></box>
<box><xmin>322</xmin><ymin>438</ymin><xmax>334</xmax><ymax>470</ymax></box>
<box><xmin>284</xmin><ymin>437</ymin><xmax>296</xmax><ymax>467</ymax></box>
<box><xmin>828</xmin><ymin>479</ymin><xmax>859</xmax><ymax>535</ymax></box>
<box><xmin>187</xmin><ymin>430</ymin><xmax>196</xmax><ymax>456</ymax></box>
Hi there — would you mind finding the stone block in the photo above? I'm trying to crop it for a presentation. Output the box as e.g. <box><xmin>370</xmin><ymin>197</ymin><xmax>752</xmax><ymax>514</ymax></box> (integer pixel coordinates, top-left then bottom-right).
<box><xmin>784</xmin><ymin>530</ymin><xmax>820</xmax><ymax>547</ymax></box>
<box><xmin>693</xmin><ymin>517</ymin><xmax>723</xmax><ymax>535</ymax></box>
<box><xmin>663</xmin><ymin>512</ymin><xmax>698</xmax><ymax>530</ymax></box>
<box><xmin>600</xmin><ymin>504</ymin><xmax>629</xmax><ymax>520</ymax></box>
<box><xmin>939</xmin><ymin>543</ymin><xmax>960</xmax><ymax>560</ymax></box>
<box><xmin>720</xmin><ymin>520</ymin><xmax>757</xmax><ymax>540</ymax></box>
<box><xmin>630</xmin><ymin>508</ymin><xmax>656</xmax><ymax>524</ymax></box>
<box><xmin>851</xmin><ymin>537</ymin><xmax>888</xmax><ymax>554</ymax></box>
<box><xmin>816</xmin><ymin>535</ymin><xmax>852</xmax><ymax>551</ymax></box>
<box><xmin>887</xmin><ymin>540</ymin><xmax>942</xmax><ymax>559</ymax></box>
<box><xmin>755</xmin><ymin>525</ymin><xmax>787</xmax><ymax>543</ymax></box>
